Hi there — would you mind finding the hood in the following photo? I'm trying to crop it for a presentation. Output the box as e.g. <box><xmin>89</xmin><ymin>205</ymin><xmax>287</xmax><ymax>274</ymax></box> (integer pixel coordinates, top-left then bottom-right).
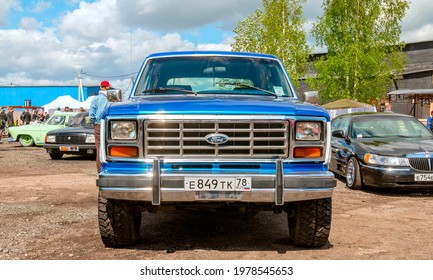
<box><xmin>105</xmin><ymin>95</ymin><xmax>330</xmax><ymax>120</ymax></box>
<box><xmin>357</xmin><ymin>137</ymin><xmax>433</xmax><ymax>157</ymax></box>
<box><xmin>47</xmin><ymin>126</ymin><xmax>94</xmax><ymax>135</ymax></box>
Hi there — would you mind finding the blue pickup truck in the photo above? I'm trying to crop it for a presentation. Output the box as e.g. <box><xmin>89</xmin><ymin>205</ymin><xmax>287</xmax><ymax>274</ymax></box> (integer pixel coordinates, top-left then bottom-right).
<box><xmin>97</xmin><ymin>51</ymin><xmax>336</xmax><ymax>248</ymax></box>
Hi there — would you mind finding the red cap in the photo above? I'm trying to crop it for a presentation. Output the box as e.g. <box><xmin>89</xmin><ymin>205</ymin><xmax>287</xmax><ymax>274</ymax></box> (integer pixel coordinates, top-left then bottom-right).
<box><xmin>100</xmin><ymin>80</ymin><xmax>110</xmax><ymax>88</ymax></box>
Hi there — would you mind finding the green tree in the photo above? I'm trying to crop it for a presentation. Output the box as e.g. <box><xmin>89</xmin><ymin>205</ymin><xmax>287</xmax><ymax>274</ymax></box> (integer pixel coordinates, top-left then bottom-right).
<box><xmin>231</xmin><ymin>0</ymin><xmax>311</xmax><ymax>87</ymax></box>
<box><xmin>308</xmin><ymin>0</ymin><xmax>410</xmax><ymax>103</ymax></box>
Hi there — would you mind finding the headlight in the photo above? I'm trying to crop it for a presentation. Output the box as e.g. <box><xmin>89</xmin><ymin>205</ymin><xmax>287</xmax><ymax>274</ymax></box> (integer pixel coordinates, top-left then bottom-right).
<box><xmin>85</xmin><ymin>134</ymin><xmax>95</xmax><ymax>143</ymax></box>
<box><xmin>364</xmin><ymin>153</ymin><xmax>409</xmax><ymax>166</ymax></box>
<box><xmin>45</xmin><ymin>135</ymin><xmax>56</xmax><ymax>143</ymax></box>
<box><xmin>111</xmin><ymin>121</ymin><xmax>137</xmax><ymax>140</ymax></box>
<box><xmin>295</xmin><ymin>122</ymin><xmax>321</xmax><ymax>141</ymax></box>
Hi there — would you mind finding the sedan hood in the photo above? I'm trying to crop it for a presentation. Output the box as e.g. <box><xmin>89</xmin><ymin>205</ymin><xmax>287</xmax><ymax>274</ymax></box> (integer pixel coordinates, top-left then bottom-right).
<box><xmin>105</xmin><ymin>95</ymin><xmax>330</xmax><ymax>120</ymax></box>
<box><xmin>358</xmin><ymin>137</ymin><xmax>433</xmax><ymax>157</ymax></box>
<box><xmin>47</xmin><ymin>126</ymin><xmax>94</xmax><ymax>135</ymax></box>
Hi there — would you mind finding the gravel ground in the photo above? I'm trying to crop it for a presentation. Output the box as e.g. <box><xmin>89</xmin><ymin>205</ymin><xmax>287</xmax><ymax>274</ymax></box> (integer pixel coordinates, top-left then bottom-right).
<box><xmin>1</xmin><ymin>141</ymin><xmax>433</xmax><ymax>260</ymax></box>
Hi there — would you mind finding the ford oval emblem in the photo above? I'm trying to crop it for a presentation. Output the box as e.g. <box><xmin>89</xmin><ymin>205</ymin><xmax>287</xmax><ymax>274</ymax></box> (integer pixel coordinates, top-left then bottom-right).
<box><xmin>205</xmin><ymin>133</ymin><xmax>229</xmax><ymax>145</ymax></box>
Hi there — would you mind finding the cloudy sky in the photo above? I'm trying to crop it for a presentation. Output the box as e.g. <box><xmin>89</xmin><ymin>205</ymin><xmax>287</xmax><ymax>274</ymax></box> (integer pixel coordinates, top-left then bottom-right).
<box><xmin>1</xmin><ymin>0</ymin><xmax>432</xmax><ymax>93</ymax></box>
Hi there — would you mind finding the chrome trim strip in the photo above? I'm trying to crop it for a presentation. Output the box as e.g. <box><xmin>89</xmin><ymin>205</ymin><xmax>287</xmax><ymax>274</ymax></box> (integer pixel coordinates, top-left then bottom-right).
<box><xmin>100</xmin><ymin>187</ymin><xmax>334</xmax><ymax>203</ymax></box>
<box><xmin>152</xmin><ymin>158</ymin><xmax>161</xmax><ymax>205</ymax></box>
<box><xmin>275</xmin><ymin>159</ymin><xmax>284</xmax><ymax>205</ymax></box>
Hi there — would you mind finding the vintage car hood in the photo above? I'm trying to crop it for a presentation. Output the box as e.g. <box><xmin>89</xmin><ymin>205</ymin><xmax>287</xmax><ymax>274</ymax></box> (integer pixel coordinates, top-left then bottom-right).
<box><xmin>357</xmin><ymin>137</ymin><xmax>433</xmax><ymax>157</ymax></box>
<box><xmin>105</xmin><ymin>96</ymin><xmax>330</xmax><ymax>120</ymax></box>
<box><xmin>47</xmin><ymin>126</ymin><xmax>94</xmax><ymax>135</ymax></box>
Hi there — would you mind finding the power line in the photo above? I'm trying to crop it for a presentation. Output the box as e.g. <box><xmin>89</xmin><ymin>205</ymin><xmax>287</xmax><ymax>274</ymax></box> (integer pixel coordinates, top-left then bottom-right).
<box><xmin>82</xmin><ymin>72</ymin><xmax>137</xmax><ymax>79</ymax></box>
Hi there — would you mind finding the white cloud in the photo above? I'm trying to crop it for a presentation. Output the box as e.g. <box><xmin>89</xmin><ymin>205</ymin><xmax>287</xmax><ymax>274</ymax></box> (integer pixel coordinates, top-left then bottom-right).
<box><xmin>31</xmin><ymin>1</ymin><xmax>52</xmax><ymax>13</ymax></box>
<box><xmin>401</xmin><ymin>0</ymin><xmax>433</xmax><ymax>42</ymax></box>
<box><xmin>0</xmin><ymin>0</ymin><xmax>21</xmax><ymax>26</ymax></box>
<box><xmin>19</xmin><ymin>17</ymin><xmax>42</xmax><ymax>30</ymax></box>
<box><xmin>115</xmin><ymin>0</ymin><xmax>261</xmax><ymax>32</ymax></box>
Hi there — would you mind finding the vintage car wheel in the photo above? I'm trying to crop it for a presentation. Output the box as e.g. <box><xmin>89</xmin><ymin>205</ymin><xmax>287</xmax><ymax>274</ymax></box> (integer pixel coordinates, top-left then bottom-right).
<box><xmin>346</xmin><ymin>157</ymin><xmax>363</xmax><ymax>189</ymax></box>
<box><xmin>286</xmin><ymin>198</ymin><xmax>332</xmax><ymax>247</ymax></box>
<box><xmin>19</xmin><ymin>135</ymin><xmax>34</xmax><ymax>147</ymax></box>
<box><xmin>49</xmin><ymin>153</ymin><xmax>63</xmax><ymax>160</ymax></box>
<box><xmin>98</xmin><ymin>193</ymin><xmax>141</xmax><ymax>247</ymax></box>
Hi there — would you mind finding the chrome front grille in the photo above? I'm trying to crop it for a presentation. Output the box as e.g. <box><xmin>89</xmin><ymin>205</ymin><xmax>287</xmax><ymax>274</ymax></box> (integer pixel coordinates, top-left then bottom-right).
<box><xmin>409</xmin><ymin>158</ymin><xmax>433</xmax><ymax>171</ymax></box>
<box><xmin>56</xmin><ymin>135</ymin><xmax>86</xmax><ymax>144</ymax></box>
<box><xmin>144</xmin><ymin>120</ymin><xmax>289</xmax><ymax>158</ymax></box>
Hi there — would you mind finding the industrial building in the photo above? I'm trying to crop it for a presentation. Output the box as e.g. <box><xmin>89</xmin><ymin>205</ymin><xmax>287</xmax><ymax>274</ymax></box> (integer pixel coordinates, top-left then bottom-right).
<box><xmin>0</xmin><ymin>85</ymin><xmax>100</xmax><ymax>108</ymax></box>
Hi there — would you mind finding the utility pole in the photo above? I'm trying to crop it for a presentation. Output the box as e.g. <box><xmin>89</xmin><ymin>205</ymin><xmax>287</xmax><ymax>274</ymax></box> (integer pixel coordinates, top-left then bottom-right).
<box><xmin>77</xmin><ymin>69</ymin><xmax>84</xmax><ymax>102</ymax></box>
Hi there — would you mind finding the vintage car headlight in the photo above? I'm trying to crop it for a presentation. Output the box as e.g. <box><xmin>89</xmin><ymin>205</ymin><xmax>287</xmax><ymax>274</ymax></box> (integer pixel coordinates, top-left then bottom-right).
<box><xmin>110</xmin><ymin>121</ymin><xmax>137</xmax><ymax>140</ymax></box>
<box><xmin>364</xmin><ymin>153</ymin><xmax>409</xmax><ymax>166</ymax></box>
<box><xmin>295</xmin><ymin>122</ymin><xmax>321</xmax><ymax>141</ymax></box>
<box><xmin>45</xmin><ymin>135</ymin><xmax>56</xmax><ymax>143</ymax></box>
<box><xmin>85</xmin><ymin>134</ymin><xmax>95</xmax><ymax>143</ymax></box>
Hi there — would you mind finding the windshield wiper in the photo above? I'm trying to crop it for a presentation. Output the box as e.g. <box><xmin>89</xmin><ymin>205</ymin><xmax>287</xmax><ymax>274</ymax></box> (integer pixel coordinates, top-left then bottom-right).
<box><xmin>215</xmin><ymin>82</ymin><xmax>277</xmax><ymax>98</ymax></box>
<box><xmin>142</xmin><ymin>87</ymin><xmax>197</xmax><ymax>95</ymax></box>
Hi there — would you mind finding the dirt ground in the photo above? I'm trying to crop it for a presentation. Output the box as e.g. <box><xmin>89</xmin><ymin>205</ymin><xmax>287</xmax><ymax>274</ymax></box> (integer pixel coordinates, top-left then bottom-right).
<box><xmin>1</xmin><ymin>141</ymin><xmax>433</xmax><ymax>260</ymax></box>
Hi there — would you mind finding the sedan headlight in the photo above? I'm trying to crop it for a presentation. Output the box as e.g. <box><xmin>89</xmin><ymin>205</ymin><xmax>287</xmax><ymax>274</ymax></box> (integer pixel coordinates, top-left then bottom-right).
<box><xmin>295</xmin><ymin>122</ymin><xmax>321</xmax><ymax>141</ymax></box>
<box><xmin>364</xmin><ymin>153</ymin><xmax>409</xmax><ymax>166</ymax></box>
<box><xmin>85</xmin><ymin>134</ymin><xmax>95</xmax><ymax>143</ymax></box>
<box><xmin>110</xmin><ymin>121</ymin><xmax>137</xmax><ymax>140</ymax></box>
<box><xmin>45</xmin><ymin>135</ymin><xmax>56</xmax><ymax>143</ymax></box>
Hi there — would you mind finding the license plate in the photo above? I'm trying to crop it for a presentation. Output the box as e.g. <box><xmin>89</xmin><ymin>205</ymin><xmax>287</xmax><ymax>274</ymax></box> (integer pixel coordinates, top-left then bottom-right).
<box><xmin>414</xmin><ymin>174</ymin><xmax>433</xmax><ymax>181</ymax></box>
<box><xmin>60</xmin><ymin>146</ymin><xmax>79</xmax><ymax>152</ymax></box>
<box><xmin>184</xmin><ymin>177</ymin><xmax>251</xmax><ymax>191</ymax></box>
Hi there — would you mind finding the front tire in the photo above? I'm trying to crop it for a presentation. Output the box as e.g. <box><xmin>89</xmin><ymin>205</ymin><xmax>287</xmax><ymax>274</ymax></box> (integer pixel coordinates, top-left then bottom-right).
<box><xmin>19</xmin><ymin>135</ymin><xmax>34</xmax><ymax>147</ymax></box>
<box><xmin>98</xmin><ymin>193</ymin><xmax>142</xmax><ymax>247</ymax></box>
<box><xmin>286</xmin><ymin>198</ymin><xmax>332</xmax><ymax>247</ymax></box>
<box><xmin>346</xmin><ymin>157</ymin><xmax>363</xmax><ymax>189</ymax></box>
<box><xmin>49</xmin><ymin>152</ymin><xmax>63</xmax><ymax>160</ymax></box>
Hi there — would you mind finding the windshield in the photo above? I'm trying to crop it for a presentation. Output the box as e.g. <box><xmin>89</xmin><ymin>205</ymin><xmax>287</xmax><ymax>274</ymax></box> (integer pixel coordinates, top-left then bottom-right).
<box><xmin>69</xmin><ymin>112</ymin><xmax>93</xmax><ymax>127</ymax></box>
<box><xmin>350</xmin><ymin>116</ymin><xmax>433</xmax><ymax>139</ymax></box>
<box><xmin>132</xmin><ymin>55</ymin><xmax>294</xmax><ymax>97</ymax></box>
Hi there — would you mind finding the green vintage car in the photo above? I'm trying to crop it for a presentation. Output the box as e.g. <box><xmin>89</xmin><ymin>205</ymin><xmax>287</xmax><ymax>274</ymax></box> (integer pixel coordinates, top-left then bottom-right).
<box><xmin>8</xmin><ymin>111</ymin><xmax>79</xmax><ymax>147</ymax></box>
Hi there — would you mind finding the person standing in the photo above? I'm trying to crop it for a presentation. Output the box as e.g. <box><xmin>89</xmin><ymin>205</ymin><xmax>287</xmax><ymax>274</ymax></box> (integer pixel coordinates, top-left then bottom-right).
<box><xmin>427</xmin><ymin>110</ymin><xmax>433</xmax><ymax>132</ymax></box>
<box><xmin>6</xmin><ymin>107</ymin><xmax>15</xmax><ymax>127</ymax></box>
<box><xmin>20</xmin><ymin>108</ymin><xmax>31</xmax><ymax>125</ymax></box>
<box><xmin>0</xmin><ymin>109</ymin><xmax>6</xmax><ymax>129</ymax></box>
<box><xmin>89</xmin><ymin>80</ymin><xmax>110</xmax><ymax>173</ymax></box>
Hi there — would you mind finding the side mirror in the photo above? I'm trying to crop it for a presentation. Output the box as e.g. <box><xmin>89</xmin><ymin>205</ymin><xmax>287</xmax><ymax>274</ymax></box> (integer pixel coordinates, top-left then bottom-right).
<box><xmin>302</xmin><ymin>91</ymin><xmax>319</xmax><ymax>104</ymax></box>
<box><xmin>332</xmin><ymin>130</ymin><xmax>345</xmax><ymax>138</ymax></box>
<box><xmin>107</xmin><ymin>89</ymin><xmax>123</xmax><ymax>102</ymax></box>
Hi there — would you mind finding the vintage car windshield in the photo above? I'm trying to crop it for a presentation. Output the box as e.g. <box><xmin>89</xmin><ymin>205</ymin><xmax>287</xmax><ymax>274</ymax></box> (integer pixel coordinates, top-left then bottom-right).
<box><xmin>350</xmin><ymin>116</ymin><xmax>433</xmax><ymax>139</ymax></box>
<box><xmin>132</xmin><ymin>56</ymin><xmax>294</xmax><ymax>97</ymax></box>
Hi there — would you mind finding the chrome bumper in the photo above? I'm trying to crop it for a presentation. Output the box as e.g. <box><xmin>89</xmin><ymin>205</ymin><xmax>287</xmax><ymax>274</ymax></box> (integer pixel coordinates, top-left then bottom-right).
<box><xmin>98</xmin><ymin>159</ymin><xmax>336</xmax><ymax>205</ymax></box>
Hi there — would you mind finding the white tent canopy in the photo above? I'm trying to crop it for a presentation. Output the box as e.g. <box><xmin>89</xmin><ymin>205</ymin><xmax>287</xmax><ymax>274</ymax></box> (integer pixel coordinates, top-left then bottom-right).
<box><xmin>42</xmin><ymin>95</ymin><xmax>96</xmax><ymax>112</ymax></box>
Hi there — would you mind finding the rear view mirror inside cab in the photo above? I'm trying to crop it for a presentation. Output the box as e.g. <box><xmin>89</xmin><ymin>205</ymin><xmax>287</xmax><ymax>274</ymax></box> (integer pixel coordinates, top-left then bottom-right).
<box><xmin>203</xmin><ymin>66</ymin><xmax>226</xmax><ymax>74</ymax></box>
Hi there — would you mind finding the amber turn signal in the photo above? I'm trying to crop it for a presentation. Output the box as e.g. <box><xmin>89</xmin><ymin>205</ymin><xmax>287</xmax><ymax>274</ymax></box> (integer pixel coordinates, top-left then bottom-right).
<box><xmin>294</xmin><ymin>147</ymin><xmax>321</xmax><ymax>158</ymax></box>
<box><xmin>109</xmin><ymin>146</ymin><xmax>138</xmax><ymax>157</ymax></box>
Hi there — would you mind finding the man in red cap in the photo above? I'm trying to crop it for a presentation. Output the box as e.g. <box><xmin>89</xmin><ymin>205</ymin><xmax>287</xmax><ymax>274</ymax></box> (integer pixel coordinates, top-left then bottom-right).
<box><xmin>89</xmin><ymin>80</ymin><xmax>111</xmax><ymax>173</ymax></box>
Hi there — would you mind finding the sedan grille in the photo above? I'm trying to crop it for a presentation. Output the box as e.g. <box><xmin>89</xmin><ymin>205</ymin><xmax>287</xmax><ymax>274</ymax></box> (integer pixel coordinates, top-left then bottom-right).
<box><xmin>144</xmin><ymin>120</ymin><xmax>289</xmax><ymax>158</ymax></box>
<box><xmin>56</xmin><ymin>135</ymin><xmax>87</xmax><ymax>144</ymax></box>
<box><xmin>408</xmin><ymin>158</ymin><xmax>433</xmax><ymax>171</ymax></box>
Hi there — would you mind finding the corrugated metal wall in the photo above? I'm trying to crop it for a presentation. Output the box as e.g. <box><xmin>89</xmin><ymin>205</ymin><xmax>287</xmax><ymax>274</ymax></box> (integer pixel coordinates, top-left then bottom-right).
<box><xmin>0</xmin><ymin>86</ymin><xmax>100</xmax><ymax>107</ymax></box>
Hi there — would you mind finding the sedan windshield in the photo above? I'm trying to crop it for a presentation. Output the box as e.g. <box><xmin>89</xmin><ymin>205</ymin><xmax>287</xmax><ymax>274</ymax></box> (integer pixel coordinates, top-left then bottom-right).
<box><xmin>350</xmin><ymin>116</ymin><xmax>432</xmax><ymax>138</ymax></box>
<box><xmin>132</xmin><ymin>55</ymin><xmax>294</xmax><ymax>97</ymax></box>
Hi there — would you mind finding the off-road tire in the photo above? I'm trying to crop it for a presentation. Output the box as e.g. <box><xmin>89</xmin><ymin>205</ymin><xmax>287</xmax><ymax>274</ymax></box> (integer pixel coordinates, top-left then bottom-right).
<box><xmin>98</xmin><ymin>193</ymin><xmax>141</xmax><ymax>247</ymax></box>
<box><xmin>49</xmin><ymin>153</ymin><xmax>63</xmax><ymax>160</ymax></box>
<box><xmin>287</xmin><ymin>198</ymin><xmax>332</xmax><ymax>247</ymax></box>
<box><xmin>346</xmin><ymin>157</ymin><xmax>363</xmax><ymax>190</ymax></box>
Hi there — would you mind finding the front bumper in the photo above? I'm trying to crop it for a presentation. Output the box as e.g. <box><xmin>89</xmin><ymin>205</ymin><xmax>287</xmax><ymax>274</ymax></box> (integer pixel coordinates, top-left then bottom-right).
<box><xmin>361</xmin><ymin>165</ymin><xmax>433</xmax><ymax>190</ymax></box>
<box><xmin>98</xmin><ymin>159</ymin><xmax>336</xmax><ymax>205</ymax></box>
<box><xmin>44</xmin><ymin>144</ymin><xmax>95</xmax><ymax>154</ymax></box>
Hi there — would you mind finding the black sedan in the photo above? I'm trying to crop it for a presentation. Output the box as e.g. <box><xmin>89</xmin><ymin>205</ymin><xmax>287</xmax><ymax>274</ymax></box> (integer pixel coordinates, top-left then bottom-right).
<box><xmin>43</xmin><ymin>112</ymin><xmax>95</xmax><ymax>160</ymax></box>
<box><xmin>330</xmin><ymin>112</ymin><xmax>433</xmax><ymax>190</ymax></box>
